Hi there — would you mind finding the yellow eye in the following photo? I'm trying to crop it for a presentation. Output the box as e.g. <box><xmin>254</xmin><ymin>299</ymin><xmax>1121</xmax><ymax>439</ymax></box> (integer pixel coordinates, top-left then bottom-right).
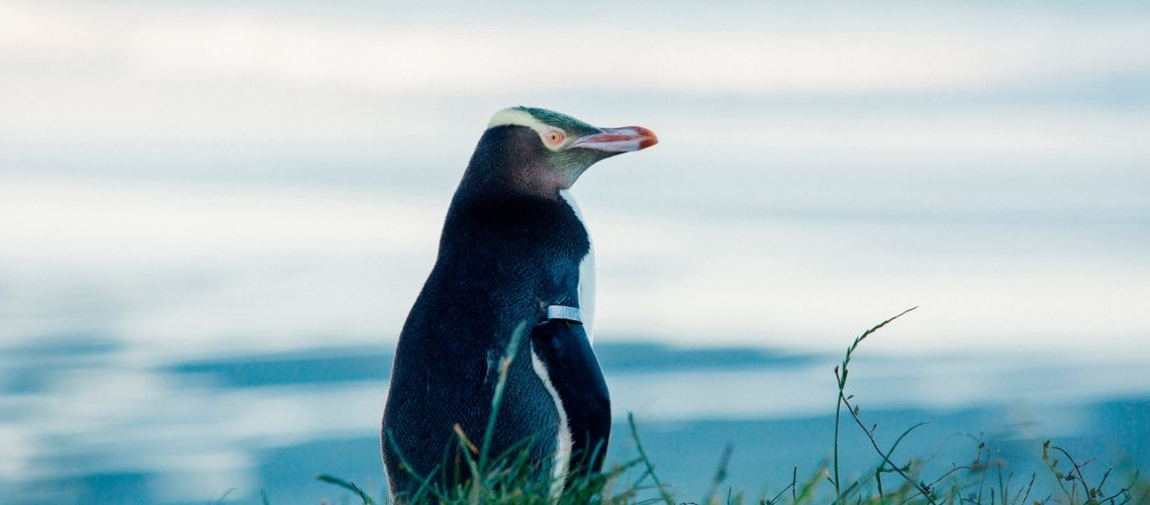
<box><xmin>545</xmin><ymin>130</ymin><xmax>565</xmax><ymax>146</ymax></box>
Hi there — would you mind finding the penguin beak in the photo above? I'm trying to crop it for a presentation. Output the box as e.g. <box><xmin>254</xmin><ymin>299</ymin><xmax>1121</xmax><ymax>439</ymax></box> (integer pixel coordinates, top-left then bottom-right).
<box><xmin>570</xmin><ymin>126</ymin><xmax>659</xmax><ymax>154</ymax></box>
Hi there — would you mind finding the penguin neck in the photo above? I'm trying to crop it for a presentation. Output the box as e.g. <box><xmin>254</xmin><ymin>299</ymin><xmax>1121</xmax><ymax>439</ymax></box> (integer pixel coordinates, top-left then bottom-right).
<box><xmin>557</xmin><ymin>189</ymin><xmax>585</xmax><ymax>223</ymax></box>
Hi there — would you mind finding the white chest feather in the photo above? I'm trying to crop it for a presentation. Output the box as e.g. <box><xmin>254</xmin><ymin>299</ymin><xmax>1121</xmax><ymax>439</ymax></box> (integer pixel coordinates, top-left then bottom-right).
<box><xmin>558</xmin><ymin>190</ymin><xmax>596</xmax><ymax>342</ymax></box>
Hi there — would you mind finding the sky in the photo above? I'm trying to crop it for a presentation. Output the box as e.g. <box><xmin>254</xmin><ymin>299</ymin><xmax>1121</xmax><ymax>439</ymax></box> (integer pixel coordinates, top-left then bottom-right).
<box><xmin>2</xmin><ymin>1</ymin><xmax>1150</xmax><ymax>502</ymax></box>
<box><xmin>3</xmin><ymin>0</ymin><xmax>1148</xmax><ymax>361</ymax></box>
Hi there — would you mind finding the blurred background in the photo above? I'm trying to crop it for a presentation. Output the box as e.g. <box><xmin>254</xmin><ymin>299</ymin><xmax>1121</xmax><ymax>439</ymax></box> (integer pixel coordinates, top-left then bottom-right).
<box><xmin>2</xmin><ymin>1</ymin><xmax>1149</xmax><ymax>503</ymax></box>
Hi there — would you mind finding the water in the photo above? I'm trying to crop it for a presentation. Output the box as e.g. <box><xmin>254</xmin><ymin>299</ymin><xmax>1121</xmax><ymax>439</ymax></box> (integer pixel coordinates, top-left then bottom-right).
<box><xmin>3</xmin><ymin>0</ymin><xmax>1150</xmax><ymax>503</ymax></box>
<box><xmin>4</xmin><ymin>339</ymin><xmax>1147</xmax><ymax>503</ymax></box>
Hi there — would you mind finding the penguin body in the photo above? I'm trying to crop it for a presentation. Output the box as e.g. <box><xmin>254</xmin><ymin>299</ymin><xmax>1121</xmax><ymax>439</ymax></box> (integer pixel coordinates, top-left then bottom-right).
<box><xmin>381</xmin><ymin>107</ymin><xmax>656</xmax><ymax>500</ymax></box>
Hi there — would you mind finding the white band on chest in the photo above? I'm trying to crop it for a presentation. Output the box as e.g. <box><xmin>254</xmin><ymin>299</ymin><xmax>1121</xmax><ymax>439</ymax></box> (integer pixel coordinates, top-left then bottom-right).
<box><xmin>545</xmin><ymin>305</ymin><xmax>582</xmax><ymax>323</ymax></box>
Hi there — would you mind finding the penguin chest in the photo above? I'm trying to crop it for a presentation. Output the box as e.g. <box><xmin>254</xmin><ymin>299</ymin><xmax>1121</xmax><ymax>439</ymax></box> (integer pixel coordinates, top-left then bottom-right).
<box><xmin>559</xmin><ymin>190</ymin><xmax>596</xmax><ymax>340</ymax></box>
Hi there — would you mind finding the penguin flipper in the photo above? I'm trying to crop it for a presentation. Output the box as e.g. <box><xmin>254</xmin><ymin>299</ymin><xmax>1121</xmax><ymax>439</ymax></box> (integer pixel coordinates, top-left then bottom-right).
<box><xmin>529</xmin><ymin>319</ymin><xmax>612</xmax><ymax>478</ymax></box>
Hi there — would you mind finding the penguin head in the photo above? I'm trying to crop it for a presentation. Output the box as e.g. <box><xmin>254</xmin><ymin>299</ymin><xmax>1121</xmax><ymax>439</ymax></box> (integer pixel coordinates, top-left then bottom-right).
<box><xmin>470</xmin><ymin>107</ymin><xmax>658</xmax><ymax>197</ymax></box>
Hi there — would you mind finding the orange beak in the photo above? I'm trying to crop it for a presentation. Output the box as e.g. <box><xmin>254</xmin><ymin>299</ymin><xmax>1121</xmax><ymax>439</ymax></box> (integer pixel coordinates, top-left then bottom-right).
<box><xmin>570</xmin><ymin>126</ymin><xmax>659</xmax><ymax>153</ymax></box>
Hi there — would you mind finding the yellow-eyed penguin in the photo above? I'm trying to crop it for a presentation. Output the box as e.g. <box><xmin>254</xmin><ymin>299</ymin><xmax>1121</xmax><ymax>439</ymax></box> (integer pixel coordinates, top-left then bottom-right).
<box><xmin>382</xmin><ymin>106</ymin><xmax>657</xmax><ymax>500</ymax></box>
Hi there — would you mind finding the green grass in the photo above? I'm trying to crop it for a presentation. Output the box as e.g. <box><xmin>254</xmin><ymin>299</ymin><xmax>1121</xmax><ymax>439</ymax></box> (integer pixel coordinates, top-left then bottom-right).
<box><xmin>314</xmin><ymin>310</ymin><xmax>1150</xmax><ymax>504</ymax></box>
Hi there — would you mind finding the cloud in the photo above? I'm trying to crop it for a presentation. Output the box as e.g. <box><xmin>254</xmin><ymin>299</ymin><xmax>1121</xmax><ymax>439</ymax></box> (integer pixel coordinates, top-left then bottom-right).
<box><xmin>88</xmin><ymin>6</ymin><xmax>1150</xmax><ymax>94</ymax></box>
<box><xmin>0</xmin><ymin>178</ymin><xmax>442</xmax><ymax>259</ymax></box>
<box><xmin>3</xmin><ymin>1</ymin><xmax>1150</xmax><ymax>145</ymax></box>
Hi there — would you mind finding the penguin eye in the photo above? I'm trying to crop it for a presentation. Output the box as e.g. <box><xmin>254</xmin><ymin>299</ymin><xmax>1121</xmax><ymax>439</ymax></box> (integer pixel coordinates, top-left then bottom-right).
<box><xmin>544</xmin><ymin>130</ymin><xmax>566</xmax><ymax>146</ymax></box>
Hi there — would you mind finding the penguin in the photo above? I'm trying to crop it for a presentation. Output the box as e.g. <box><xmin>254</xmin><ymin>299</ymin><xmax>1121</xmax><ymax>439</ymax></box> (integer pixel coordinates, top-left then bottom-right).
<box><xmin>381</xmin><ymin>106</ymin><xmax>657</xmax><ymax>501</ymax></box>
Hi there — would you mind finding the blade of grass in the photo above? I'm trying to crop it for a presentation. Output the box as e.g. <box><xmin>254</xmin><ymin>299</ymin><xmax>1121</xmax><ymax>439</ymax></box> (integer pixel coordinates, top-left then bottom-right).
<box><xmin>316</xmin><ymin>474</ymin><xmax>375</xmax><ymax>505</ymax></box>
<box><xmin>832</xmin><ymin>306</ymin><xmax>917</xmax><ymax>499</ymax></box>
<box><xmin>628</xmin><ymin>413</ymin><xmax>675</xmax><ymax>505</ymax></box>
<box><xmin>477</xmin><ymin>321</ymin><xmax>528</xmax><ymax>475</ymax></box>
